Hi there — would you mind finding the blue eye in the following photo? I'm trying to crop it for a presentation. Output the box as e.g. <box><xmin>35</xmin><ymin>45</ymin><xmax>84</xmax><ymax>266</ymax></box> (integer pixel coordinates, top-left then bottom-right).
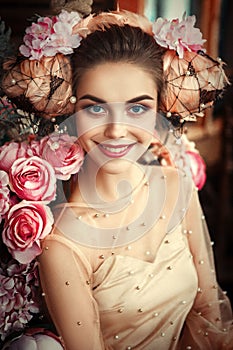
<box><xmin>86</xmin><ymin>105</ymin><xmax>106</xmax><ymax>115</ymax></box>
<box><xmin>127</xmin><ymin>104</ymin><xmax>149</xmax><ymax>116</ymax></box>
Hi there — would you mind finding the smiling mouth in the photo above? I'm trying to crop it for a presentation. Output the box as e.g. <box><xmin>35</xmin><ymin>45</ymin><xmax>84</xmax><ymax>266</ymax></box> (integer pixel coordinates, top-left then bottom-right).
<box><xmin>98</xmin><ymin>143</ymin><xmax>135</xmax><ymax>158</ymax></box>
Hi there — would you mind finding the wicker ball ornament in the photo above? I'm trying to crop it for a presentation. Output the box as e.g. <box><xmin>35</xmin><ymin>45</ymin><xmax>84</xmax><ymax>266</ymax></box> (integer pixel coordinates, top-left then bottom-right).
<box><xmin>159</xmin><ymin>50</ymin><xmax>229</xmax><ymax>122</ymax></box>
<box><xmin>2</xmin><ymin>54</ymin><xmax>75</xmax><ymax>119</ymax></box>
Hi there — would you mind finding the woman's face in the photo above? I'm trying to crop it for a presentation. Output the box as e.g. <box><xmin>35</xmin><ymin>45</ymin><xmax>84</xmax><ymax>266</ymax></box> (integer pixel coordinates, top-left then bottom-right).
<box><xmin>75</xmin><ymin>62</ymin><xmax>158</xmax><ymax>174</ymax></box>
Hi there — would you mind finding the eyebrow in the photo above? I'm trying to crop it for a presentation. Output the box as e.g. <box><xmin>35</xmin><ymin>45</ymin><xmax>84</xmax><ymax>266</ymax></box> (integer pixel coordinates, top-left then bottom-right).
<box><xmin>78</xmin><ymin>94</ymin><xmax>106</xmax><ymax>103</ymax></box>
<box><xmin>78</xmin><ymin>94</ymin><xmax>155</xmax><ymax>103</ymax></box>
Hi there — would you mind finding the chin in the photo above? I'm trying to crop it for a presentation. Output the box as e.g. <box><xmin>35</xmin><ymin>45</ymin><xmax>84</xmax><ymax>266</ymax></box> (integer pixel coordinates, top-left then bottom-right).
<box><xmin>99</xmin><ymin>158</ymin><xmax>136</xmax><ymax>175</ymax></box>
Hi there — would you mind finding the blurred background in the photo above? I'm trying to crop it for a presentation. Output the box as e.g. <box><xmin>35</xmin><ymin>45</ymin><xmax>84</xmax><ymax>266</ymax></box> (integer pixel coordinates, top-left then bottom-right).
<box><xmin>0</xmin><ymin>0</ymin><xmax>232</xmax><ymax>302</ymax></box>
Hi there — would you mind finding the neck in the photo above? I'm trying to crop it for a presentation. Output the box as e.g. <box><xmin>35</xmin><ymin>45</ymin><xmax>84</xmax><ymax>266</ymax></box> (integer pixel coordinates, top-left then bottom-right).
<box><xmin>77</xmin><ymin>158</ymin><xmax>147</xmax><ymax>204</ymax></box>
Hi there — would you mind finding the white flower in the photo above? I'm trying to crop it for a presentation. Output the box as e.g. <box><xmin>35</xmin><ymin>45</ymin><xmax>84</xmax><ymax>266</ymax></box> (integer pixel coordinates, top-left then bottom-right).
<box><xmin>152</xmin><ymin>13</ymin><xmax>206</xmax><ymax>58</ymax></box>
<box><xmin>19</xmin><ymin>10</ymin><xmax>82</xmax><ymax>60</ymax></box>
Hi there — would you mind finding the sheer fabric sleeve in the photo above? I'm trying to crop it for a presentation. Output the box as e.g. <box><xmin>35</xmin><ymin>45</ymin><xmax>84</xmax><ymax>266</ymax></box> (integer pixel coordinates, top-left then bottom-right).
<box><xmin>38</xmin><ymin>235</ymin><xmax>107</xmax><ymax>350</ymax></box>
<box><xmin>179</xmin><ymin>187</ymin><xmax>233</xmax><ymax>349</ymax></box>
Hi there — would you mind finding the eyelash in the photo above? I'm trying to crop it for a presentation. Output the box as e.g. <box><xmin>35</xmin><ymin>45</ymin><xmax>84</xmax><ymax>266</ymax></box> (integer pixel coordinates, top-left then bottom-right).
<box><xmin>80</xmin><ymin>104</ymin><xmax>106</xmax><ymax>116</ymax></box>
<box><xmin>127</xmin><ymin>104</ymin><xmax>150</xmax><ymax>116</ymax></box>
<box><xmin>80</xmin><ymin>103</ymin><xmax>151</xmax><ymax>117</ymax></box>
<box><xmin>86</xmin><ymin>105</ymin><xmax>106</xmax><ymax>114</ymax></box>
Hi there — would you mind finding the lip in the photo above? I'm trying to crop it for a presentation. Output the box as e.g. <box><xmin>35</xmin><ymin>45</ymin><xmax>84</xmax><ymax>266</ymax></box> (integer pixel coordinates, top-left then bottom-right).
<box><xmin>98</xmin><ymin>142</ymin><xmax>135</xmax><ymax>158</ymax></box>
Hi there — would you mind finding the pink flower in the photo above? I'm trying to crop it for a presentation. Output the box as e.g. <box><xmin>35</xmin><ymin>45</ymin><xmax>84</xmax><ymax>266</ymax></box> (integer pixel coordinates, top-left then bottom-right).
<box><xmin>19</xmin><ymin>16</ymin><xmax>56</xmax><ymax>60</ymax></box>
<box><xmin>0</xmin><ymin>171</ymin><xmax>10</xmax><ymax>223</ymax></box>
<box><xmin>152</xmin><ymin>13</ymin><xmax>206</xmax><ymax>58</ymax></box>
<box><xmin>170</xmin><ymin>134</ymin><xmax>207</xmax><ymax>190</ymax></box>
<box><xmin>2</xmin><ymin>201</ymin><xmax>54</xmax><ymax>263</ymax></box>
<box><xmin>0</xmin><ymin>142</ymin><xmax>28</xmax><ymax>172</ymax></box>
<box><xmin>186</xmin><ymin>150</ymin><xmax>206</xmax><ymax>190</ymax></box>
<box><xmin>9</xmin><ymin>156</ymin><xmax>56</xmax><ymax>202</ymax></box>
<box><xmin>39</xmin><ymin>134</ymin><xmax>84</xmax><ymax>180</ymax></box>
<box><xmin>26</xmin><ymin>139</ymin><xmax>41</xmax><ymax>157</ymax></box>
<box><xmin>19</xmin><ymin>10</ymin><xmax>82</xmax><ymax>60</ymax></box>
<box><xmin>0</xmin><ymin>259</ymin><xmax>40</xmax><ymax>340</ymax></box>
<box><xmin>0</xmin><ymin>140</ymin><xmax>41</xmax><ymax>173</ymax></box>
<box><xmin>181</xmin><ymin>135</ymin><xmax>206</xmax><ymax>189</ymax></box>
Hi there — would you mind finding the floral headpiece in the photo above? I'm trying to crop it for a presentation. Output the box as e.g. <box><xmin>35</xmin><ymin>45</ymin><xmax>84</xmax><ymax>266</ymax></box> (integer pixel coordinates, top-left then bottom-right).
<box><xmin>152</xmin><ymin>13</ymin><xmax>223</xmax><ymax>122</ymax></box>
<box><xmin>1</xmin><ymin>10</ymin><xmax>229</xmax><ymax>124</ymax></box>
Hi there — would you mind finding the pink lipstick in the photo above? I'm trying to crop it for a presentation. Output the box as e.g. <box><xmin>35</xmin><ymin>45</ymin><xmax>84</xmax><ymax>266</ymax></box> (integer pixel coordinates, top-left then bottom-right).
<box><xmin>98</xmin><ymin>143</ymin><xmax>135</xmax><ymax>158</ymax></box>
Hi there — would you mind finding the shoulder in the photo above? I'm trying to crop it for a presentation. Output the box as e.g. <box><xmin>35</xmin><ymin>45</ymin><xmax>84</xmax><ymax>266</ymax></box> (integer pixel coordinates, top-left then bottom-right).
<box><xmin>149</xmin><ymin>165</ymin><xmax>194</xmax><ymax>232</ymax></box>
<box><xmin>39</xmin><ymin>234</ymin><xmax>92</xmax><ymax>280</ymax></box>
<box><xmin>39</xmin><ymin>223</ymin><xmax>93</xmax><ymax>276</ymax></box>
<box><xmin>150</xmin><ymin>165</ymin><xmax>194</xmax><ymax>192</ymax></box>
<box><xmin>39</xmin><ymin>232</ymin><xmax>71</xmax><ymax>266</ymax></box>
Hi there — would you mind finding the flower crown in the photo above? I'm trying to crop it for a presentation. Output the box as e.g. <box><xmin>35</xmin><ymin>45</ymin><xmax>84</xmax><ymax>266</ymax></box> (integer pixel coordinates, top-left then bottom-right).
<box><xmin>1</xmin><ymin>10</ymin><xmax>229</xmax><ymax>124</ymax></box>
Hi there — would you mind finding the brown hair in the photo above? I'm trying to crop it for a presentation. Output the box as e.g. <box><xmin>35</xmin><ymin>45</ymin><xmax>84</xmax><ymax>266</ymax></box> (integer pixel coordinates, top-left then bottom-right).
<box><xmin>71</xmin><ymin>24</ymin><xmax>165</xmax><ymax>100</ymax></box>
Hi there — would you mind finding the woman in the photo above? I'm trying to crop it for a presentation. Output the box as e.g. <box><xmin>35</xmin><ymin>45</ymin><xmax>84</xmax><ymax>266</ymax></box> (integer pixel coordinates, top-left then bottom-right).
<box><xmin>37</xmin><ymin>13</ymin><xmax>232</xmax><ymax>350</ymax></box>
<box><xmin>1</xmin><ymin>6</ymin><xmax>232</xmax><ymax>350</ymax></box>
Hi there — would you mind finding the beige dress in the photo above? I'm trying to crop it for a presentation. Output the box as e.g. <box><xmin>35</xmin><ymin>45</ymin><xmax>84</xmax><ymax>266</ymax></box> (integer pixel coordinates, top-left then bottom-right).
<box><xmin>38</xmin><ymin>166</ymin><xmax>233</xmax><ymax>350</ymax></box>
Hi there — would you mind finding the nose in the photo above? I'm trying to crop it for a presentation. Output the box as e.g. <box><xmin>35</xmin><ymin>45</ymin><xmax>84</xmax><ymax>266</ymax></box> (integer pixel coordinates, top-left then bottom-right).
<box><xmin>104</xmin><ymin>122</ymin><xmax>127</xmax><ymax>139</ymax></box>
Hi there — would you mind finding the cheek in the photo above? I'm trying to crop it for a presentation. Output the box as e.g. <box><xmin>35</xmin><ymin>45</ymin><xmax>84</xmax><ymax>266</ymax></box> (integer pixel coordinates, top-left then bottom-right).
<box><xmin>77</xmin><ymin>127</ymin><xmax>103</xmax><ymax>153</ymax></box>
<box><xmin>77</xmin><ymin>134</ymin><xmax>91</xmax><ymax>153</ymax></box>
<box><xmin>76</xmin><ymin>115</ymin><xmax>94</xmax><ymax>146</ymax></box>
<box><xmin>130</xmin><ymin>111</ymin><xmax>157</xmax><ymax>138</ymax></box>
<box><xmin>131</xmin><ymin>124</ymin><xmax>155</xmax><ymax>144</ymax></box>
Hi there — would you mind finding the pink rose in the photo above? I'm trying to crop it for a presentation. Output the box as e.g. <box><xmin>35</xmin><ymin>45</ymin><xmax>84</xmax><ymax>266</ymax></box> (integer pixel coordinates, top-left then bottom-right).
<box><xmin>9</xmin><ymin>156</ymin><xmax>56</xmax><ymax>202</ymax></box>
<box><xmin>186</xmin><ymin>150</ymin><xmax>206</xmax><ymax>190</ymax></box>
<box><xmin>0</xmin><ymin>170</ymin><xmax>10</xmax><ymax>223</ymax></box>
<box><xmin>39</xmin><ymin>134</ymin><xmax>84</xmax><ymax>180</ymax></box>
<box><xmin>0</xmin><ymin>142</ymin><xmax>28</xmax><ymax>172</ymax></box>
<box><xmin>0</xmin><ymin>140</ymin><xmax>41</xmax><ymax>172</ymax></box>
<box><xmin>26</xmin><ymin>139</ymin><xmax>41</xmax><ymax>157</ymax></box>
<box><xmin>2</xmin><ymin>201</ymin><xmax>54</xmax><ymax>263</ymax></box>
